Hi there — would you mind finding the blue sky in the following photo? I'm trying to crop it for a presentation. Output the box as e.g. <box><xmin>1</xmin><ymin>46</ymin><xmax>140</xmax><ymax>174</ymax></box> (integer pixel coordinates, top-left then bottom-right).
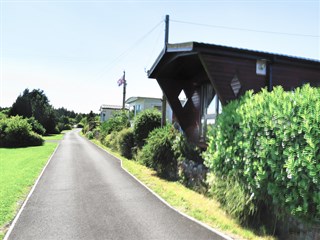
<box><xmin>1</xmin><ymin>0</ymin><xmax>319</xmax><ymax>113</ymax></box>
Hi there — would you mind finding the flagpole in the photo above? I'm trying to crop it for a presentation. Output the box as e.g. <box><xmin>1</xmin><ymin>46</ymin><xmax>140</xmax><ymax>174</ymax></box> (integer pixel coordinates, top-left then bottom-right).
<box><xmin>122</xmin><ymin>71</ymin><xmax>126</xmax><ymax>110</ymax></box>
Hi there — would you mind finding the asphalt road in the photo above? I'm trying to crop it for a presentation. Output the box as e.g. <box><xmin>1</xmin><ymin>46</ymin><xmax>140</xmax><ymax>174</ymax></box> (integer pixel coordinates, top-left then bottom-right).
<box><xmin>7</xmin><ymin>129</ymin><xmax>227</xmax><ymax>240</ymax></box>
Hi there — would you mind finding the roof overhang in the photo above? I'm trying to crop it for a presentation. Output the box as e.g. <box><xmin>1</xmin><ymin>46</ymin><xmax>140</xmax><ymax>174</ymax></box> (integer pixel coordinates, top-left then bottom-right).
<box><xmin>149</xmin><ymin>42</ymin><xmax>320</xmax><ymax>79</ymax></box>
<box><xmin>148</xmin><ymin>41</ymin><xmax>320</xmax><ymax>146</ymax></box>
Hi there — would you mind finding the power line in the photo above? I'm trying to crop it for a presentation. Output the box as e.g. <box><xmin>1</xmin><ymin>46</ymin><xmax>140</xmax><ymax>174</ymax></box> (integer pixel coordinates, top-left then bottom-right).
<box><xmin>145</xmin><ymin>23</ymin><xmax>164</xmax><ymax>70</ymax></box>
<box><xmin>171</xmin><ymin>19</ymin><xmax>319</xmax><ymax>38</ymax></box>
<box><xmin>4</xmin><ymin>0</ymin><xmax>319</xmax><ymax>3</ymax></box>
<box><xmin>95</xmin><ymin>20</ymin><xmax>163</xmax><ymax>80</ymax></box>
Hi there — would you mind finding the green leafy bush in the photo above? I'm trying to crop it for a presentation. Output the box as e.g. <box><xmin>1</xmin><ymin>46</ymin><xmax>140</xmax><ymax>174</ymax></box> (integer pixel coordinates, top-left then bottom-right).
<box><xmin>139</xmin><ymin>124</ymin><xmax>177</xmax><ymax>179</ymax></box>
<box><xmin>100</xmin><ymin>111</ymin><xmax>130</xmax><ymax>137</ymax></box>
<box><xmin>85</xmin><ymin>131</ymin><xmax>94</xmax><ymax>140</ymax></box>
<box><xmin>77</xmin><ymin>123</ymin><xmax>84</xmax><ymax>128</ymax></box>
<box><xmin>27</xmin><ymin>117</ymin><xmax>46</xmax><ymax>135</ymax></box>
<box><xmin>0</xmin><ymin>116</ymin><xmax>44</xmax><ymax>147</ymax></box>
<box><xmin>117</xmin><ymin>128</ymin><xmax>134</xmax><ymax>159</ymax></box>
<box><xmin>204</xmin><ymin>85</ymin><xmax>320</xmax><ymax>223</ymax></box>
<box><xmin>103</xmin><ymin>132</ymin><xmax>119</xmax><ymax>151</ymax></box>
<box><xmin>57</xmin><ymin>122</ymin><xmax>72</xmax><ymax>132</ymax></box>
<box><xmin>133</xmin><ymin>109</ymin><xmax>161</xmax><ymax>148</ymax></box>
<box><xmin>172</xmin><ymin>132</ymin><xmax>203</xmax><ymax>164</ymax></box>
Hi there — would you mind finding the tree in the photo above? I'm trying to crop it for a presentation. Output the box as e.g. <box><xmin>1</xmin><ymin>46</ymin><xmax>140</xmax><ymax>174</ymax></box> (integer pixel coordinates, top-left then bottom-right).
<box><xmin>82</xmin><ymin>110</ymin><xmax>99</xmax><ymax>134</ymax></box>
<box><xmin>55</xmin><ymin>107</ymin><xmax>77</xmax><ymax>119</ymax></box>
<box><xmin>10</xmin><ymin>89</ymin><xmax>33</xmax><ymax>118</ymax></box>
<box><xmin>9</xmin><ymin>89</ymin><xmax>58</xmax><ymax>134</ymax></box>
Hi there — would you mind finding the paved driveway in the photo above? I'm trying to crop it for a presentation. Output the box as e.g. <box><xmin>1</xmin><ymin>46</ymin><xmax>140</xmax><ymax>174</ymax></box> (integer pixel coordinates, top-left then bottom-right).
<box><xmin>7</xmin><ymin>129</ymin><xmax>227</xmax><ymax>240</ymax></box>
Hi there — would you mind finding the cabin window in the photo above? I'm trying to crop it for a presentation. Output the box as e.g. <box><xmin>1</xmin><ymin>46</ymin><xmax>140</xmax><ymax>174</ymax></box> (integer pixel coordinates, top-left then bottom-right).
<box><xmin>153</xmin><ymin>106</ymin><xmax>161</xmax><ymax>111</ymax></box>
<box><xmin>136</xmin><ymin>105</ymin><xmax>141</xmax><ymax>114</ymax></box>
<box><xmin>199</xmin><ymin>83</ymin><xmax>223</xmax><ymax>142</ymax></box>
<box><xmin>101</xmin><ymin>113</ymin><xmax>106</xmax><ymax>121</ymax></box>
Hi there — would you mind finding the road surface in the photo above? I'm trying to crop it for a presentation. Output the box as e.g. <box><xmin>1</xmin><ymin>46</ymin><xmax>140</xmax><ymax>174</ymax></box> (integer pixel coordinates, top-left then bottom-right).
<box><xmin>7</xmin><ymin>129</ymin><xmax>227</xmax><ymax>240</ymax></box>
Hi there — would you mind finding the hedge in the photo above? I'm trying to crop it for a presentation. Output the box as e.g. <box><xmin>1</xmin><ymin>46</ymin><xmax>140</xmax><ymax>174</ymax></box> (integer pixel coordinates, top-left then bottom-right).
<box><xmin>204</xmin><ymin>85</ymin><xmax>320</xmax><ymax>223</ymax></box>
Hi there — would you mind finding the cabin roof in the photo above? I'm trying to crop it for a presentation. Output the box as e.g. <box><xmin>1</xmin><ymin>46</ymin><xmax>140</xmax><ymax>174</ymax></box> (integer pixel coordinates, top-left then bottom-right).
<box><xmin>125</xmin><ymin>96</ymin><xmax>162</xmax><ymax>104</ymax></box>
<box><xmin>100</xmin><ymin>105</ymin><xmax>123</xmax><ymax>111</ymax></box>
<box><xmin>148</xmin><ymin>42</ymin><xmax>320</xmax><ymax>79</ymax></box>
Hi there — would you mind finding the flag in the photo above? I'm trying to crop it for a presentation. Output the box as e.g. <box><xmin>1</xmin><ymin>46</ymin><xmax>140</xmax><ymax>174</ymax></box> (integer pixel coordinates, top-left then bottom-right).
<box><xmin>117</xmin><ymin>75</ymin><xmax>125</xmax><ymax>86</ymax></box>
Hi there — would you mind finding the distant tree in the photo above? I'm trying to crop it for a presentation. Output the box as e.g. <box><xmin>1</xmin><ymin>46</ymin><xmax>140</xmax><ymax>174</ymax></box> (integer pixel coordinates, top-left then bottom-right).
<box><xmin>42</xmin><ymin>108</ymin><xmax>59</xmax><ymax>134</ymax></box>
<box><xmin>82</xmin><ymin>111</ymin><xmax>99</xmax><ymax>134</ymax></box>
<box><xmin>10</xmin><ymin>89</ymin><xmax>33</xmax><ymax>118</ymax></box>
<box><xmin>9</xmin><ymin>89</ymin><xmax>58</xmax><ymax>134</ymax></box>
<box><xmin>87</xmin><ymin>110</ymin><xmax>95</xmax><ymax>122</ymax></box>
<box><xmin>54</xmin><ymin>107</ymin><xmax>80</xmax><ymax>131</ymax></box>
<box><xmin>55</xmin><ymin>107</ymin><xmax>76</xmax><ymax>119</ymax></box>
<box><xmin>75</xmin><ymin>114</ymin><xmax>84</xmax><ymax>124</ymax></box>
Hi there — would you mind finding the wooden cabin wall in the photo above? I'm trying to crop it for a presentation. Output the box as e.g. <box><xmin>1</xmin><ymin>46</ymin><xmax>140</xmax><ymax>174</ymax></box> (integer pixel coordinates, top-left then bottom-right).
<box><xmin>272</xmin><ymin>63</ymin><xmax>320</xmax><ymax>90</ymax></box>
<box><xmin>200</xmin><ymin>54</ymin><xmax>267</xmax><ymax>105</ymax></box>
<box><xmin>156</xmin><ymin>76</ymin><xmax>203</xmax><ymax>143</ymax></box>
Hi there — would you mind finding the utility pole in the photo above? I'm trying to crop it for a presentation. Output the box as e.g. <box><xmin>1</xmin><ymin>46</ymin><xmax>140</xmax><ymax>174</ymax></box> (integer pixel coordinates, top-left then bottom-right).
<box><xmin>161</xmin><ymin>15</ymin><xmax>169</xmax><ymax>127</ymax></box>
<box><xmin>164</xmin><ymin>15</ymin><xmax>169</xmax><ymax>50</ymax></box>
<box><xmin>122</xmin><ymin>71</ymin><xmax>126</xmax><ymax>110</ymax></box>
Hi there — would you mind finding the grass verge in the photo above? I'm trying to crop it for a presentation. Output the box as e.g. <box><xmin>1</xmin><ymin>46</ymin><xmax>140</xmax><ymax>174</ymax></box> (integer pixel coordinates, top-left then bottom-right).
<box><xmin>43</xmin><ymin>131</ymin><xmax>67</xmax><ymax>141</ymax></box>
<box><xmin>0</xmin><ymin>141</ymin><xmax>59</xmax><ymax>239</ymax></box>
<box><xmin>91</xmin><ymin>139</ymin><xmax>275</xmax><ymax>240</ymax></box>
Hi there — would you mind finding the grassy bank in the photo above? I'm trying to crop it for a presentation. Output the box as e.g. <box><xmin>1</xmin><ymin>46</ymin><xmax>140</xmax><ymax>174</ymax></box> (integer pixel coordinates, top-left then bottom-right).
<box><xmin>91</xmin><ymin>139</ymin><xmax>275</xmax><ymax>240</ymax></box>
<box><xmin>0</xmin><ymin>141</ymin><xmax>59</xmax><ymax>239</ymax></box>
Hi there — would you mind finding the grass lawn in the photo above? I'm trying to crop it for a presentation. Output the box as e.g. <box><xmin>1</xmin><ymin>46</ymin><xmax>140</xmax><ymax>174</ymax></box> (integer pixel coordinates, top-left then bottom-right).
<box><xmin>43</xmin><ymin>131</ymin><xmax>66</xmax><ymax>141</ymax></box>
<box><xmin>0</xmin><ymin>141</ymin><xmax>59</xmax><ymax>239</ymax></box>
<box><xmin>91</xmin><ymin>139</ymin><xmax>276</xmax><ymax>240</ymax></box>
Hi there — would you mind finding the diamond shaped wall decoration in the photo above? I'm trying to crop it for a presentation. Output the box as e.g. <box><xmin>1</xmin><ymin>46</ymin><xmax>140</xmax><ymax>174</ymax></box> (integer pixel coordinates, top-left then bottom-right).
<box><xmin>178</xmin><ymin>89</ymin><xmax>188</xmax><ymax>107</ymax></box>
<box><xmin>231</xmin><ymin>75</ymin><xmax>241</xmax><ymax>96</ymax></box>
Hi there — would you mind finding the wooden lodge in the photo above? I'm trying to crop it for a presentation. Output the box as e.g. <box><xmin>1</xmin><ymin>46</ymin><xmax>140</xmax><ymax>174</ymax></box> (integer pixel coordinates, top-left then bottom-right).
<box><xmin>148</xmin><ymin>42</ymin><xmax>320</xmax><ymax>147</ymax></box>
